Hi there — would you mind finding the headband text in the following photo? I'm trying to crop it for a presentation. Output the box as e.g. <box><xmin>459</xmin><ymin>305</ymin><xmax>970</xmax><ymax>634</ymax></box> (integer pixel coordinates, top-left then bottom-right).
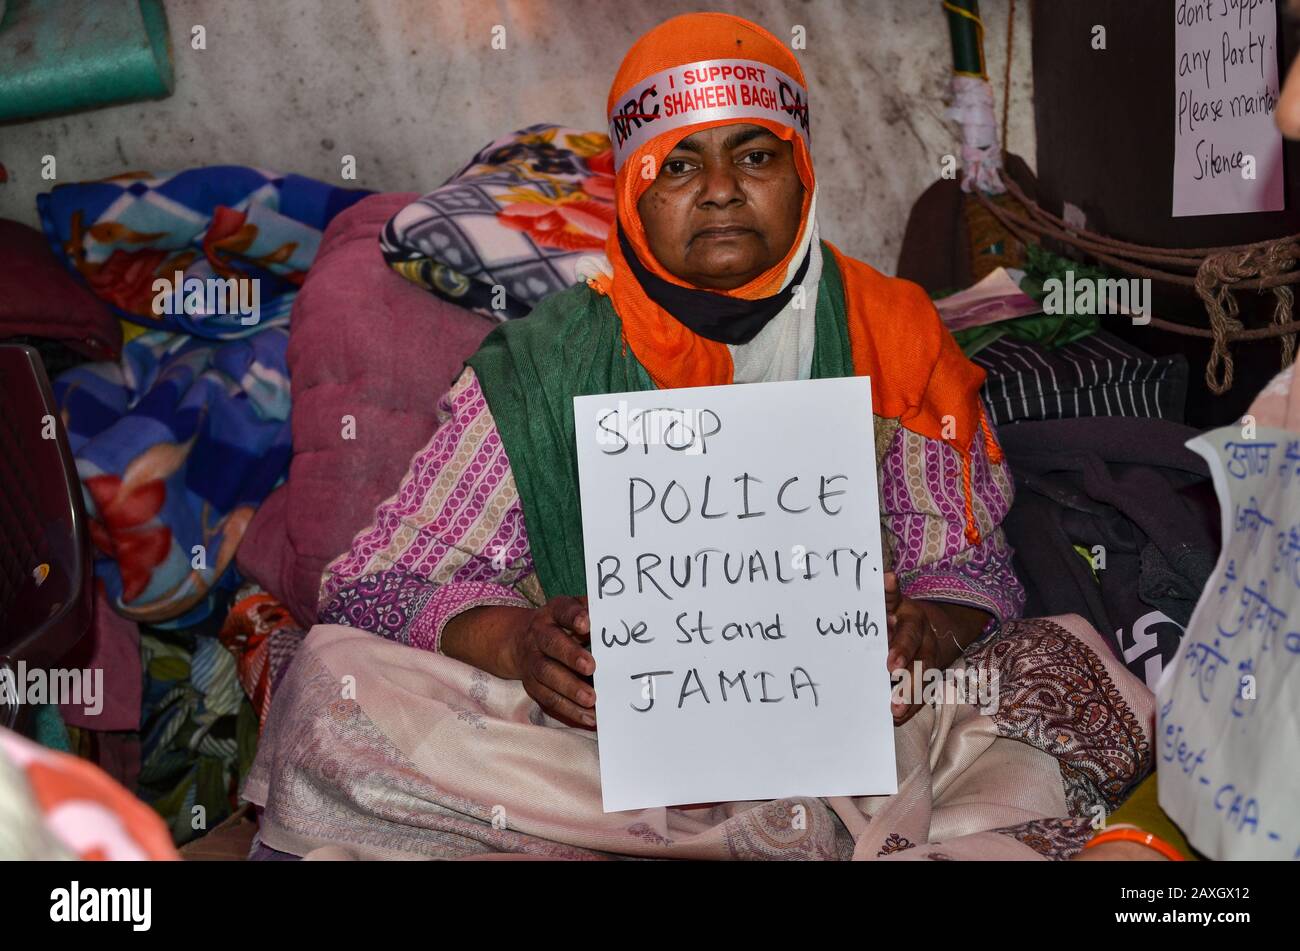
<box><xmin>609</xmin><ymin>58</ymin><xmax>811</xmax><ymax>172</ymax></box>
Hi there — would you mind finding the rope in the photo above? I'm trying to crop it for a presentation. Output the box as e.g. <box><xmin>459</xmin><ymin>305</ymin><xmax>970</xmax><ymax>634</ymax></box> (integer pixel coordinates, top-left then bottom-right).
<box><xmin>976</xmin><ymin>179</ymin><xmax>1300</xmax><ymax>288</ymax></box>
<box><xmin>960</xmin><ymin>450</ymin><xmax>980</xmax><ymax>546</ymax></box>
<box><xmin>977</xmin><ymin>403</ymin><xmax>1004</xmax><ymax>464</ymax></box>
<box><xmin>968</xmin><ymin>180</ymin><xmax>1300</xmax><ymax>394</ymax></box>
<box><xmin>1195</xmin><ymin>243</ymin><xmax>1297</xmax><ymax>392</ymax></box>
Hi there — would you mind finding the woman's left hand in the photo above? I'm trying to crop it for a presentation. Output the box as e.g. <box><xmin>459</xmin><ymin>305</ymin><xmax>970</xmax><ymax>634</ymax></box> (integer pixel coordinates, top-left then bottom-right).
<box><xmin>883</xmin><ymin>570</ymin><xmax>939</xmax><ymax>725</ymax></box>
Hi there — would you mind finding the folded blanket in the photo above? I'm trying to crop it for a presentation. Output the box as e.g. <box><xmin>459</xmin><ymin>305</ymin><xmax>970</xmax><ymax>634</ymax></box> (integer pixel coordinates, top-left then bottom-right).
<box><xmin>380</xmin><ymin>124</ymin><xmax>614</xmax><ymax>319</ymax></box>
<box><xmin>38</xmin><ymin>167</ymin><xmax>368</xmax><ymax>338</ymax></box>
<box><xmin>55</xmin><ymin>326</ymin><xmax>292</xmax><ymax>624</ymax></box>
<box><xmin>43</xmin><ymin>167</ymin><xmax>371</xmax><ymax>624</ymax></box>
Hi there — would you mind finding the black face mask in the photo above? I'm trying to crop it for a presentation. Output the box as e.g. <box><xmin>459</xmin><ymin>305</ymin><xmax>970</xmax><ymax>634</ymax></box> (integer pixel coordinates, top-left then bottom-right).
<box><xmin>618</xmin><ymin>226</ymin><xmax>810</xmax><ymax>345</ymax></box>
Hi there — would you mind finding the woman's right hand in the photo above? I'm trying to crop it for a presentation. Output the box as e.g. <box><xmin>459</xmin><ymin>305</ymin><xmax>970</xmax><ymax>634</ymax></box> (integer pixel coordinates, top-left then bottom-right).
<box><xmin>500</xmin><ymin>595</ymin><xmax>597</xmax><ymax>728</ymax></box>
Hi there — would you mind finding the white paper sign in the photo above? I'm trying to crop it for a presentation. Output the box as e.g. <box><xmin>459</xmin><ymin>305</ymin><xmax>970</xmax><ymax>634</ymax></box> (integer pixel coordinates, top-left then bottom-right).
<box><xmin>573</xmin><ymin>378</ymin><xmax>898</xmax><ymax>813</ymax></box>
<box><xmin>1156</xmin><ymin>425</ymin><xmax>1300</xmax><ymax>859</ymax></box>
<box><xmin>1173</xmin><ymin>0</ymin><xmax>1285</xmax><ymax>217</ymax></box>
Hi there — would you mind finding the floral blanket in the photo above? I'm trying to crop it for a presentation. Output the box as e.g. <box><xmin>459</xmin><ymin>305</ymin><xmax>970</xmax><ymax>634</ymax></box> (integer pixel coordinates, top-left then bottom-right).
<box><xmin>42</xmin><ymin>167</ymin><xmax>370</xmax><ymax>624</ymax></box>
<box><xmin>38</xmin><ymin>166</ymin><xmax>368</xmax><ymax>338</ymax></box>
<box><xmin>380</xmin><ymin>124</ymin><xmax>614</xmax><ymax>319</ymax></box>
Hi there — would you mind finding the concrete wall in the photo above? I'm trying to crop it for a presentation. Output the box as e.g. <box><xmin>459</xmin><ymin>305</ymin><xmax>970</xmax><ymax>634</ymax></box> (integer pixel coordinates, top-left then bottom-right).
<box><xmin>0</xmin><ymin>0</ymin><xmax>1034</xmax><ymax>273</ymax></box>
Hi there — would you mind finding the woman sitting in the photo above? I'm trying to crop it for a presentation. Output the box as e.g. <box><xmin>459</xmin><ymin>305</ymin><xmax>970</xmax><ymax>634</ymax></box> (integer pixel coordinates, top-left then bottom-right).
<box><xmin>246</xmin><ymin>13</ymin><xmax>1154</xmax><ymax>861</ymax></box>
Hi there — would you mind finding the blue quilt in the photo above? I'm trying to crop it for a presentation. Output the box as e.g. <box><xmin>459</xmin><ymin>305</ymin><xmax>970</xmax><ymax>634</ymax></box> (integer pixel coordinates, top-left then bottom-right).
<box><xmin>43</xmin><ymin>167</ymin><xmax>370</xmax><ymax>625</ymax></box>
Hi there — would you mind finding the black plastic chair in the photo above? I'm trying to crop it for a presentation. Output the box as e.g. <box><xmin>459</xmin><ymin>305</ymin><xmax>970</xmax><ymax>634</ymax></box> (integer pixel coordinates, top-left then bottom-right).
<box><xmin>0</xmin><ymin>344</ymin><xmax>92</xmax><ymax>734</ymax></box>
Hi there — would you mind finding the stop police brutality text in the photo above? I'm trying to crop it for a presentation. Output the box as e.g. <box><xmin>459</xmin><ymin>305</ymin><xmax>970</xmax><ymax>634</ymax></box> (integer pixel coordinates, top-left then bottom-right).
<box><xmin>596</xmin><ymin>545</ymin><xmax>876</xmax><ymax>600</ymax></box>
<box><xmin>626</xmin><ymin>472</ymin><xmax>850</xmax><ymax>538</ymax></box>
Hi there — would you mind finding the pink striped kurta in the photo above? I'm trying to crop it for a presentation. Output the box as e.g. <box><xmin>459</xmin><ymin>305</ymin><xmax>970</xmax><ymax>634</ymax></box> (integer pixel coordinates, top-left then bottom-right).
<box><xmin>319</xmin><ymin>367</ymin><xmax>1026</xmax><ymax>651</ymax></box>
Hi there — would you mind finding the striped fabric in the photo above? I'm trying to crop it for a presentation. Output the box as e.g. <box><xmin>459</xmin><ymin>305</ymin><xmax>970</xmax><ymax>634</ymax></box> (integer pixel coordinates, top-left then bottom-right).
<box><xmin>972</xmin><ymin>331</ymin><xmax>1188</xmax><ymax>426</ymax></box>
<box><xmin>320</xmin><ymin>368</ymin><xmax>535</xmax><ymax>599</ymax></box>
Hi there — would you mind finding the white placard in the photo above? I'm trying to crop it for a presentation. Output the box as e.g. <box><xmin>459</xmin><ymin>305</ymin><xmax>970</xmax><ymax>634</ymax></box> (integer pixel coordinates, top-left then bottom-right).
<box><xmin>1173</xmin><ymin>0</ymin><xmax>1285</xmax><ymax>217</ymax></box>
<box><xmin>573</xmin><ymin>378</ymin><xmax>898</xmax><ymax>813</ymax></box>
<box><xmin>1156</xmin><ymin>425</ymin><xmax>1300</xmax><ymax>859</ymax></box>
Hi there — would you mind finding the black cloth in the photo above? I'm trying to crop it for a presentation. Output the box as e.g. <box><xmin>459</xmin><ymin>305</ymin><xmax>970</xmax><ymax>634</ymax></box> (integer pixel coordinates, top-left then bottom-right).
<box><xmin>997</xmin><ymin>416</ymin><xmax>1219</xmax><ymax>688</ymax></box>
<box><xmin>617</xmin><ymin>226</ymin><xmax>810</xmax><ymax>345</ymax></box>
<box><xmin>972</xmin><ymin>331</ymin><xmax>1189</xmax><ymax>427</ymax></box>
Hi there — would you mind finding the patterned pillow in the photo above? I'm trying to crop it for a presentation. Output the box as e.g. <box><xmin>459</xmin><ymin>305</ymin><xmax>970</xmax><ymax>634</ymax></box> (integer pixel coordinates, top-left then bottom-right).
<box><xmin>381</xmin><ymin>124</ymin><xmax>614</xmax><ymax>319</ymax></box>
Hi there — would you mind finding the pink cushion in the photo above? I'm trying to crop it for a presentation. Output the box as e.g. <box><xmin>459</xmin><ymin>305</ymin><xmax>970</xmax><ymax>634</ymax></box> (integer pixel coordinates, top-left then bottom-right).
<box><xmin>237</xmin><ymin>194</ymin><xmax>496</xmax><ymax>625</ymax></box>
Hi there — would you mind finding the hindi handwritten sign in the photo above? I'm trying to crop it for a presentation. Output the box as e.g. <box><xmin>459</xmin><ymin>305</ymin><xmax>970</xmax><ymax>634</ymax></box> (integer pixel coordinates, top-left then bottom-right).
<box><xmin>1156</xmin><ymin>425</ymin><xmax>1300</xmax><ymax>859</ymax></box>
<box><xmin>573</xmin><ymin>378</ymin><xmax>897</xmax><ymax>813</ymax></box>
<box><xmin>1173</xmin><ymin>0</ymin><xmax>1284</xmax><ymax>217</ymax></box>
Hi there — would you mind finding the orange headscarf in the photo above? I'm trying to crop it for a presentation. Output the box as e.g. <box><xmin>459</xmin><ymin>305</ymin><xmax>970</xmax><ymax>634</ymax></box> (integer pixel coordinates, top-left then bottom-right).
<box><xmin>590</xmin><ymin>12</ymin><xmax>1001</xmax><ymax>544</ymax></box>
<box><xmin>591</xmin><ymin>12</ymin><xmax>814</xmax><ymax>387</ymax></box>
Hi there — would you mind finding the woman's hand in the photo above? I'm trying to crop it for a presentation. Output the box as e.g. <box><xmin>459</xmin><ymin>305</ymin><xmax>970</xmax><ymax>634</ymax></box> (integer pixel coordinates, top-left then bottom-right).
<box><xmin>883</xmin><ymin>571</ymin><xmax>939</xmax><ymax>725</ymax></box>
<box><xmin>499</xmin><ymin>595</ymin><xmax>598</xmax><ymax>729</ymax></box>
<box><xmin>882</xmin><ymin>572</ymin><xmax>995</xmax><ymax>725</ymax></box>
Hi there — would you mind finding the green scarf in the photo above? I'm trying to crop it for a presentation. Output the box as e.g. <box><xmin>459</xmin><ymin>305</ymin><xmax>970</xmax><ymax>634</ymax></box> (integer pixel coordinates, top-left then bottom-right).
<box><xmin>466</xmin><ymin>242</ymin><xmax>856</xmax><ymax>601</ymax></box>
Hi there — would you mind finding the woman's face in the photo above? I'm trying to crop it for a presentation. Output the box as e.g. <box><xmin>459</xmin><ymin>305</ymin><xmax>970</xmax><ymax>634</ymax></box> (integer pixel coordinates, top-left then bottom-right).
<box><xmin>636</xmin><ymin>123</ymin><xmax>805</xmax><ymax>290</ymax></box>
